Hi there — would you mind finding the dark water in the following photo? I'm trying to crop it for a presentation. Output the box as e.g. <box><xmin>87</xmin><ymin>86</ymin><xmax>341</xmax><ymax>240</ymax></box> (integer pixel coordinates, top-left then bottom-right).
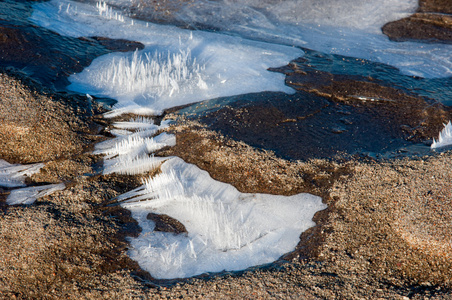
<box><xmin>1</xmin><ymin>0</ymin><xmax>451</xmax><ymax>161</ymax></box>
<box><xmin>0</xmin><ymin>0</ymin><xmax>141</xmax><ymax>91</ymax></box>
<box><xmin>178</xmin><ymin>90</ymin><xmax>432</xmax><ymax>161</ymax></box>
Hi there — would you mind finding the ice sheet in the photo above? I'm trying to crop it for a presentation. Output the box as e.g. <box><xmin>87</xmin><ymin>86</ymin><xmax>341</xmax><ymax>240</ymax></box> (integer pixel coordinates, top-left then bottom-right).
<box><xmin>94</xmin><ymin>0</ymin><xmax>452</xmax><ymax>79</ymax></box>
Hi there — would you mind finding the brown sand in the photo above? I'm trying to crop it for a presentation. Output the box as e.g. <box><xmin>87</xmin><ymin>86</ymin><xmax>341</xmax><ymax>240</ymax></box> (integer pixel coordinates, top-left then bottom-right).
<box><xmin>1</xmin><ymin>68</ymin><xmax>452</xmax><ymax>300</ymax></box>
<box><xmin>0</xmin><ymin>70</ymin><xmax>104</xmax><ymax>164</ymax></box>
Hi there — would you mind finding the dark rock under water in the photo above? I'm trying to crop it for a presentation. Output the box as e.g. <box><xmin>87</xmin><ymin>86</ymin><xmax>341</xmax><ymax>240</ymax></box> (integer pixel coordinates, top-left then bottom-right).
<box><xmin>177</xmin><ymin>49</ymin><xmax>451</xmax><ymax>161</ymax></box>
<box><xmin>147</xmin><ymin>212</ymin><xmax>188</xmax><ymax>235</ymax></box>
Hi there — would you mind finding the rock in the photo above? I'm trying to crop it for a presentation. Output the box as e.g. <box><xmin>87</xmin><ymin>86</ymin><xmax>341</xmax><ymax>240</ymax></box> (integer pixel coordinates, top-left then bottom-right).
<box><xmin>147</xmin><ymin>212</ymin><xmax>188</xmax><ymax>234</ymax></box>
<box><xmin>382</xmin><ymin>0</ymin><xmax>452</xmax><ymax>43</ymax></box>
<box><xmin>0</xmin><ymin>70</ymin><xmax>104</xmax><ymax>163</ymax></box>
<box><xmin>382</xmin><ymin>13</ymin><xmax>452</xmax><ymax>44</ymax></box>
<box><xmin>79</xmin><ymin>36</ymin><xmax>145</xmax><ymax>52</ymax></box>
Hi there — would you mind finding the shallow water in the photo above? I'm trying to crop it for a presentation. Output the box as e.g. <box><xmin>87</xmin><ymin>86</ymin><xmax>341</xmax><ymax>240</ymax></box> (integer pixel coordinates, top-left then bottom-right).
<box><xmin>14</xmin><ymin>0</ymin><xmax>449</xmax><ymax>160</ymax></box>
<box><xmin>0</xmin><ymin>1</ymin><xmax>111</xmax><ymax>89</ymax></box>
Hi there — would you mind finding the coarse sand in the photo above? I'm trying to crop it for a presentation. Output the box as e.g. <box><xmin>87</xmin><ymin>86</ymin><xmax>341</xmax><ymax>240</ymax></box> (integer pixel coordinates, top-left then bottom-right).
<box><xmin>1</xmin><ymin>70</ymin><xmax>452</xmax><ymax>299</ymax></box>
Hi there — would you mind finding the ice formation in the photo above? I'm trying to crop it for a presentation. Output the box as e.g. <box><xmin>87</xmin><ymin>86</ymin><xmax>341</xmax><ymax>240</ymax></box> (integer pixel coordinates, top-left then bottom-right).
<box><xmin>31</xmin><ymin>0</ymin><xmax>302</xmax><ymax>116</ymax></box>
<box><xmin>93</xmin><ymin>116</ymin><xmax>326</xmax><ymax>279</ymax></box>
<box><xmin>0</xmin><ymin>160</ymin><xmax>65</xmax><ymax>205</ymax></box>
<box><xmin>0</xmin><ymin>160</ymin><xmax>44</xmax><ymax>188</ymax></box>
<box><xmin>94</xmin><ymin>118</ymin><xmax>175</xmax><ymax>175</ymax></box>
<box><xmin>117</xmin><ymin>157</ymin><xmax>326</xmax><ymax>279</ymax></box>
<box><xmin>431</xmin><ymin>121</ymin><xmax>452</xmax><ymax>149</ymax></box>
<box><xmin>30</xmin><ymin>0</ymin><xmax>330</xmax><ymax>279</ymax></box>
<box><xmin>6</xmin><ymin>184</ymin><xmax>66</xmax><ymax>205</ymax></box>
<box><xmin>70</xmin><ymin>49</ymin><xmax>207</xmax><ymax>112</ymax></box>
<box><xmin>96</xmin><ymin>1</ymin><xmax>125</xmax><ymax>22</ymax></box>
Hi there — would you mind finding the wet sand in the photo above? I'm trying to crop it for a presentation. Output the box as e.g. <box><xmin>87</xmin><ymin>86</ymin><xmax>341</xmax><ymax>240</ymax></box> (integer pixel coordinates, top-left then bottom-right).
<box><xmin>1</xmin><ymin>70</ymin><xmax>452</xmax><ymax>299</ymax></box>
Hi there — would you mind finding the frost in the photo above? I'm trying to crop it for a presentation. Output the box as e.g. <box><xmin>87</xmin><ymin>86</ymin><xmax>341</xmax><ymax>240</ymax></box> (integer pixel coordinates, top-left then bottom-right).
<box><xmin>431</xmin><ymin>121</ymin><xmax>452</xmax><ymax>149</ymax></box>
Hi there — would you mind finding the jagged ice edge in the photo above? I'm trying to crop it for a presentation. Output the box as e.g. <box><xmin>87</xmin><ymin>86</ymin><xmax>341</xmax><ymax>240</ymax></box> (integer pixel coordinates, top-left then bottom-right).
<box><xmin>431</xmin><ymin>121</ymin><xmax>452</xmax><ymax>149</ymax></box>
<box><xmin>95</xmin><ymin>117</ymin><xmax>175</xmax><ymax>175</ymax></box>
<box><xmin>0</xmin><ymin>160</ymin><xmax>45</xmax><ymax>188</ymax></box>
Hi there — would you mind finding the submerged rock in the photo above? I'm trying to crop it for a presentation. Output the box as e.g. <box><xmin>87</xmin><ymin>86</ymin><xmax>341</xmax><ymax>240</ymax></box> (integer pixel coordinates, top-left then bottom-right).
<box><xmin>382</xmin><ymin>13</ymin><xmax>452</xmax><ymax>44</ymax></box>
<box><xmin>0</xmin><ymin>0</ymin><xmax>145</xmax><ymax>89</ymax></box>
<box><xmin>280</xmin><ymin>60</ymin><xmax>452</xmax><ymax>143</ymax></box>
<box><xmin>180</xmin><ymin>59</ymin><xmax>450</xmax><ymax>161</ymax></box>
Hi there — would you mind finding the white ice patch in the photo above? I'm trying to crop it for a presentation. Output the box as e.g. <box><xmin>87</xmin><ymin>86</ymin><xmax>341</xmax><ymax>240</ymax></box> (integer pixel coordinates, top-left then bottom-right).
<box><xmin>431</xmin><ymin>121</ymin><xmax>452</xmax><ymax>149</ymax></box>
<box><xmin>94</xmin><ymin>118</ymin><xmax>325</xmax><ymax>279</ymax></box>
<box><xmin>31</xmin><ymin>0</ymin><xmax>303</xmax><ymax>116</ymax></box>
<box><xmin>97</xmin><ymin>0</ymin><xmax>452</xmax><ymax>78</ymax></box>
<box><xmin>6</xmin><ymin>183</ymin><xmax>66</xmax><ymax>205</ymax></box>
<box><xmin>118</xmin><ymin>157</ymin><xmax>326</xmax><ymax>279</ymax></box>
<box><xmin>0</xmin><ymin>160</ymin><xmax>44</xmax><ymax>188</ymax></box>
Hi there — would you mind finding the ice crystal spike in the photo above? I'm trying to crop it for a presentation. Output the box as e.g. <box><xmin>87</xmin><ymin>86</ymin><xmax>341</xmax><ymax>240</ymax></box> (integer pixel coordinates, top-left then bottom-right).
<box><xmin>103</xmin><ymin>155</ymin><xmax>168</xmax><ymax>175</ymax></box>
<box><xmin>0</xmin><ymin>160</ymin><xmax>44</xmax><ymax>188</ymax></box>
<box><xmin>86</xmin><ymin>49</ymin><xmax>204</xmax><ymax>102</ymax></box>
<box><xmin>93</xmin><ymin>117</ymin><xmax>175</xmax><ymax>175</ymax></box>
<box><xmin>431</xmin><ymin>121</ymin><xmax>452</xmax><ymax>149</ymax></box>
<box><xmin>6</xmin><ymin>183</ymin><xmax>65</xmax><ymax>205</ymax></box>
<box><xmin>113</xmin><ymin>117</ymin><xmax>155</xmax><ymax>130</ymax></box>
